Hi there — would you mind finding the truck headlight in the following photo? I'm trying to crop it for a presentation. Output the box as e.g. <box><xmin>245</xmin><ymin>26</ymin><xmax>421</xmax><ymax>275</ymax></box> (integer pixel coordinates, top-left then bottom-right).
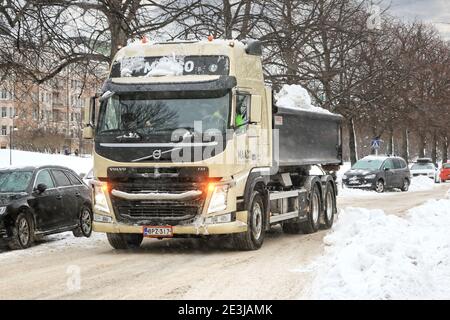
<box><xmin>207</xmin><ymin>184</ymin><xmax>229</xmax><ymax>214</ymax></box>
<box><xmin>342</xmin><ymin>175</ymin><xmax>348</xmax><ymax>180</ymax></box>
<box><xmin>94</xmin><ymin>183</ymin><xmax>110</xmax><ymax>213</ymax></box>
<box><xmin>365</xmin><ymin>174</ymin><xmax>376</xmax><ymax>179</ymax></box>
<box><xmin>0</xmin><ymin>207</ymin><xmax>6</xmax><ymax>216</ymax></box>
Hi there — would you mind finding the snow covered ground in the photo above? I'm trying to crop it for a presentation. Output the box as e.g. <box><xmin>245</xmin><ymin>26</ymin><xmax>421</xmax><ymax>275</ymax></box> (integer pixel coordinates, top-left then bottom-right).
<box><xmin>0</xmin><ymin>149</ymin><xmax>92</xmax><ymax>174</ymax></box>
<box><xmin>305</xmin><ymin>195</ymin><xmax>450</xmax><ymax>299</ymax></box>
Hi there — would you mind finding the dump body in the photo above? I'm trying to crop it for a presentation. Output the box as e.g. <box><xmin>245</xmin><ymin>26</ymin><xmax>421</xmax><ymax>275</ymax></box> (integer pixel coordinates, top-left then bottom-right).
<box><xmin>273</xmin><ymin>106</ymin><xmax>343</xmax><ymax>167</ymax></box>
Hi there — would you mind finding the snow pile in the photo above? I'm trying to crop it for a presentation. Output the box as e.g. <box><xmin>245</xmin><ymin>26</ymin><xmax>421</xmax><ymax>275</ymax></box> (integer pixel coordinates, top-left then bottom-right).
<box><xmin>0</xmin><ymin>149</ymin><xmax>92</xmax><ymax>174</ymax></box>
<box><xmin>145</xmin><ymin>54</ymin><xmax>184</xmax><ymax>77</ymax></box>
<box><xmin>275</xmin><ymin>84</ymin><xmax>331</xmax><ymax>114</ymax></box>
<box><xmin>409</xmin><ymin>175</ymin><xmax>436</xmax><ymax>192</ymax></box>
<box><xmin>308</xmin><ymin>199</ymin><xmax>450</xmax><ymax>299</ymax></box>
<box><xmin>0</xmin><ymin>232</ymin><xmax>105</xmax><ymax>259</ymax></box>
<box><xmin>120</xmin><ymin>56</ymin><xmax>146</xmax><ymax>77</ymax></box>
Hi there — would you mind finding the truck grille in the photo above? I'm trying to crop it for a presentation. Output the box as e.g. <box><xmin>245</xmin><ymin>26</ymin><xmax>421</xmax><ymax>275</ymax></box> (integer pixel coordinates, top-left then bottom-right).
<box><xmin>109</xmin><ymin>178</ymin><xmax>206</xmax><ymax>225</ymax></box>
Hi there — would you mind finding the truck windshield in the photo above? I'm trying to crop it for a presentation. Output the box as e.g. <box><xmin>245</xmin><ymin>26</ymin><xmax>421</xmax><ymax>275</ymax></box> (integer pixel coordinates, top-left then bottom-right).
<box><xmin>352</xmin><ymin>159</ymin><xmax>383</xmax><ymax>170</ymax></box>
<box><xmin>97</xmin><ymin>92</ymin><xmax>230</xmax><ymax>139</ymax></box>
<box><xmin>0</xmin><ymin>171</ymin><xmax>33</xmax><ymax>193</ymax></box>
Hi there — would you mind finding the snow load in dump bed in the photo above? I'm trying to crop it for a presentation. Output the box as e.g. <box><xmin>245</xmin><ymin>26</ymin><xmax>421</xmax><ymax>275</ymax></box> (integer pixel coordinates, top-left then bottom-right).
<box><xmin>275</xmin><ymin>84</ymin><xmax>332</xmax><ymax>114</ymax></box>
<box><xmin>273</xmin><ymin>84</ymin><xmax>343</xmax><ymax>167</ymax></box>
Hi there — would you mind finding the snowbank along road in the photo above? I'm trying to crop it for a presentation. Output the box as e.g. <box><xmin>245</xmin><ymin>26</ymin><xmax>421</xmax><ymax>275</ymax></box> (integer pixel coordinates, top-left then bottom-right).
<box><xmin>1</xmin><ymin>181</ymin><xmax>448</xmax><ymax>300</ymax></box>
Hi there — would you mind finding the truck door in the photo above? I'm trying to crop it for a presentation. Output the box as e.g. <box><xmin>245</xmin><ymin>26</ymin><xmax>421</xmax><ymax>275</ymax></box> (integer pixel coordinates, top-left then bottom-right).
<box><xmin>235</xmin><ymin>92</ymin><xmax>262</xmax><ymax>167</ymax></box>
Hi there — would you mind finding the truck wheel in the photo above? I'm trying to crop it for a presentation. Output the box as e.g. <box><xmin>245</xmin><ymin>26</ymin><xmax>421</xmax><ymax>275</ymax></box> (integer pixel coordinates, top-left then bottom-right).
<box><xmin>8</xmin><ymin>212</ymin><xmax>35</xmax><ymax>250</ymax></box>
<box><xmin>299</xmin><ymin>184</ymin><xmax>321</xmax><ymax>234</ymax></box>
<box><xmin>72</xmin><ymin>206</ymin><xmax>93</xmax><ymax>238</ymax></box>
<box><xmin>375</xmin><ymin>179</ymin><xmax>385</xmax><ymax>193</ymax></box>
<box><xmin>321</xmin><ymin>183</ymin><xmax>336</xmax><ymax>229</ymax></box>
<box><xmin>233</xmin><ymin>191</ymin><xmax>265</xmax><ymax>251</ymax></box>
<box><xmin>107</xmin><ymin>233</ymin><xmax>143</xmax><ymax>250</ymax></box>
<box><xmin>401</xmin><ymin>178</ymin><xmax>410</xmax><ymax>192</ymax></box>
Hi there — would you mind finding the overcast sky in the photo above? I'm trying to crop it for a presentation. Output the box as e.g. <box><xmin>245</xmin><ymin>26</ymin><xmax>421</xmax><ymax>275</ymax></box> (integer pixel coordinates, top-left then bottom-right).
<box><xmin>385</xmin><ymin>0</ymin><xmax>450</xmax><ymax>40</ymax></box>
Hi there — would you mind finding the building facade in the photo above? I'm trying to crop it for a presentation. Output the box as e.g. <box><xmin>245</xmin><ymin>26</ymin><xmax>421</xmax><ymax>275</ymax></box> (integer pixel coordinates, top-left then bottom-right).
<box><xmin>0</xmin><ymin>71</ymin><xmax>100</xmax><ymax>154</ymax></box>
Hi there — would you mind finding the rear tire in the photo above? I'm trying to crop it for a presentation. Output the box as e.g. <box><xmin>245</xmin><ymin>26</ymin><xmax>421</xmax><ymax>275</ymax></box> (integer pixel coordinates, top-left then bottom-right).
<box><xmin>8</xmin><ymin>212</ymin><xmax>34</xmax><ymax>250</ymax></box>
<box><xmin>72</xmin><ymin>206</ymin><xmax>93</xmax><ymax>238</ymax></box>
<box><xmin>233</xmin><ymin>191</ymin><xmax>265</xmax><ymax>251</ymax></box>
<box><xmin>321</xmin><ymin>183</ymin><xmax>336</xmax><ymax>229</ymax></box>
<box><xmin>299</xmin><ymin>184</ymin><xmax>321</xmax><ymax>234</ymax></box>
<box><xmin>107</xmin><ymin>233</ymin><xmax>143</xmax><ymax>249</ymax></box>
<box><xmin>401</xmin><ymin>178</ymin><xmax>410</xmax><ymax>192</ymax></box>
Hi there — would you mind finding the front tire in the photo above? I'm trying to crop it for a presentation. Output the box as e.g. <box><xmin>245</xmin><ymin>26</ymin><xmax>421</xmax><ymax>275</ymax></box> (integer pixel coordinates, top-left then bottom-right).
<box><xmin>233</xmin><ymin>191</ymin><xmax>265</xmax><ymax>251</ymax></box>
<box><xmin>8</xmin><ymin>212</ymin><xmax>34</xmax><ymax>250</ymax></box>
<box><xmin>72</xmin><ymin>206</ymin><xmax>93</xmax><ymax>238</ymax></box>
<box><xmin>375</xmin><ymin>179</ymin><xmax>385</xmax><ymax>193</ymax></box>
<box><xmin>107</xmin><ymin>233</ymin><xmax>143</xmax><ymax>249</ymax></box>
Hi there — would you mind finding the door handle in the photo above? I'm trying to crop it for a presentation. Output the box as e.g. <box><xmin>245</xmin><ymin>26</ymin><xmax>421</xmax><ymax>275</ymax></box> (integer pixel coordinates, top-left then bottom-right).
<box><xmin>75</xmin><ymin>192</ymin><xmax>81</xmax><ymax>197</ymax></box>
<box><xmin>56</xmin><ymin>195</ymin><xmax>63</xmax><ymax>200</ymax></box>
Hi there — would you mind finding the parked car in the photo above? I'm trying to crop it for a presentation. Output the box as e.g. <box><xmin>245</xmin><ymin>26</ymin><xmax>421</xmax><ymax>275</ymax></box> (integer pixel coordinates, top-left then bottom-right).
<box><xmin>410</xmin><ymin>158</ymin><xmax>440</xmax><ymax>183</ymax></box>
<box><xmin>440</xmin><ymin>162</ymin><xmax>450</xmax><ymax>182</ymax></box>
<box><xmin>0</xmin><ymin>166</ymin><xmax>92</xmax><ymax>250</ymax></box>
<box><xmin>342</xmin><ymin>155</ymin><xmax>410</xmax><ymax>193</ymax></box>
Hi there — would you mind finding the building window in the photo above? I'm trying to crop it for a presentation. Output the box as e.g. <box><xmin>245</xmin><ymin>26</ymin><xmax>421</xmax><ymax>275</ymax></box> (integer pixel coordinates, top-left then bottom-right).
<box><xmin>1</xmin><ymin>107</ymin><xmax>6</xmax><ymax>118</ymax></box>
<box><xmin>1</xmin><ymin>126</ymin><xmax>6</xmax><ymax>135</ymax></box>
<box><xmin>0</xmin><ymin>89</ymin><xmax>10</xmax><ymax>100</ymax></box>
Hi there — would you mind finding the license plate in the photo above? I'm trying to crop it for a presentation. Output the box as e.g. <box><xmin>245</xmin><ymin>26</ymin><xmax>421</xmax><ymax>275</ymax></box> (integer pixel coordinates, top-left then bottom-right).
<box><xmin>349</xmin><ymin>180</ymin><xmax>359</xmax><ymax>184</ymax></box>
<box><xmin>143</xmin><ymin>226</ymin><xmax>173</xmax><ymax>238</ymax></box>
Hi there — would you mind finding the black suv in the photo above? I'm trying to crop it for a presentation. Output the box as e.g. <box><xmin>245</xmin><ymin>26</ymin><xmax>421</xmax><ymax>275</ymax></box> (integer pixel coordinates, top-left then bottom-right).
<box><xmin>342</xmin><ymin>156</ymin><xmax>411</xmax><ymax>193</ymax></box>
<box><xmin>0</xmin><ymin>166</ymin><xmax>92</xmax><ymax>250</ymax></box>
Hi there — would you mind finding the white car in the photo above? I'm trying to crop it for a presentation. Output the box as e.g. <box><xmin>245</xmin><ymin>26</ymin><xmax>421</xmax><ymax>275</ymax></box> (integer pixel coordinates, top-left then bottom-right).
<box><xmin>410</xmin><ymin>159</ymin><xmax>440</xmax><ymax>183</ymax></box>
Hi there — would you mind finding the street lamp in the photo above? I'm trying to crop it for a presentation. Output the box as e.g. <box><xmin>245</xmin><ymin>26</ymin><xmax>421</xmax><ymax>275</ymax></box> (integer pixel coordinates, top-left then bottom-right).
<box><xmin>9</xmin><ymin>116</ymin><xmax>18</xmax><ymax>166</ymax></box>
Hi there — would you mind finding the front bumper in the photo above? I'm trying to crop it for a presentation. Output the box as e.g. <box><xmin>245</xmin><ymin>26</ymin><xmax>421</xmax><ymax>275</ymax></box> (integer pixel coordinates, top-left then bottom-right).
<box><xmin>93</xmin><ymin>210</ymin><xmax>248</xmax><ymax>236</ymax></box>
<box><xmin>0</xmin><ymin>220</ymin><xmax>9</xmax><ymax>240</ymax></box>
<box><xmin>342</xmin><ymin>178</ymin><xmax>375</xmax><ymax>189</ymax></box>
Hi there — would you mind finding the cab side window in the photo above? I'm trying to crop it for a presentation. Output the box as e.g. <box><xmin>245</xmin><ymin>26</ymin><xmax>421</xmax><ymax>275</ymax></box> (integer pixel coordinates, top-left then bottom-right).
<box><xmin>383</xmin><ymin>159</ymin><xmax>395</xmax><ymax>170</ymax></box>
<box><xmin>235</xmin><ymin>94</ymin><xmax>250</xmax><ymax>127</ymax></box>
<box><xmin>52</xmin><ymin>170</ymin><xmax>71</xmax><ymax>187</ymax></box>
<box><xmin>35</xmin><ymin>170</ymin><xmax>55</xmax><ymax>188</ymax></box>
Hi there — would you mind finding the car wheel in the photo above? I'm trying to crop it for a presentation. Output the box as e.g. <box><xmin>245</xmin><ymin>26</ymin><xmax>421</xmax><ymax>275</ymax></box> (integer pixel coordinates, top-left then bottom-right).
<box><xmin>375</xmin><ymin>179</ymin><xmax>385</xmax><ymax>193</ymax></box>
<box><xmin>73</xmin><ymin>206</ymin><xmax>93</xmax><ymax>238</ymax></box>
<box><xmin>8</xmin><ymin>212</ymin><xmax>34</xmax><ymax>250</ymax></box>
<box><xmin>107</xmin><ymin>233</ymin><xmax>143</xmax><ymax>249</ymax></box>
<box><xmin>401</xmin><ymin>178</ymin><xmax>410</xmax><ymax>192</ymax></box>
<box><xmin>233</xmin><ymin>191</ymin><xmax>265</xmax><ymax>251</ymax></box>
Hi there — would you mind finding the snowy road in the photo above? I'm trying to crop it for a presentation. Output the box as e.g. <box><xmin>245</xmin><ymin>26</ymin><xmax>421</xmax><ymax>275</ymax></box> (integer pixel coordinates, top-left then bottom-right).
<box><xmin>0</xmin><ymin>183</ymin><xmax>449</xmax><ymax>300</ymax></box>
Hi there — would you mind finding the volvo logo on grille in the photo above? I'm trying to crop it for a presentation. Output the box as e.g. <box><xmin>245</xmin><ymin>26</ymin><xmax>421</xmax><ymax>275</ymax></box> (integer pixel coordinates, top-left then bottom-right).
<box><xmin>152</xmin><ymin>149</ymin><xmax>162</xmax><ymax>160</ymax></box>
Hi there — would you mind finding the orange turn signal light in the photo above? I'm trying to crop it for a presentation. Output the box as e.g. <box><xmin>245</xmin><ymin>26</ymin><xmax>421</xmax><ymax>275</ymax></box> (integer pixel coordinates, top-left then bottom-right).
<box><xmin>207</xmin><ymin>182</ymin><xmax>216</xmax><ymax>193</ymax></box>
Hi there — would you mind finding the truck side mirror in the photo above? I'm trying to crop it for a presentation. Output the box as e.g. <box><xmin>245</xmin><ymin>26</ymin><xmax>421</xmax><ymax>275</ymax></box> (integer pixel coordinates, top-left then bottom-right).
<box><xmin>82</xmin><ymin>96</ymin><xmax>97</xmax><ymax>139</ymax></box>
<box><xmin>250</xmin><ymin>95</ymin><xmax>262</xmax><ymax>123</ymax></box>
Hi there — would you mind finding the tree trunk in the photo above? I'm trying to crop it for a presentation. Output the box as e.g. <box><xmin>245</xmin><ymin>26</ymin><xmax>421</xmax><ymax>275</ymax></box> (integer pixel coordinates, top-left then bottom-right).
<box><xmin>387</xmin><ymin>128</ymin><xmax>394</xmax><ymax>155</ymax></box>
<box><xmin>442</xmin><ymin>134</ymin><xmax>448</xmax><ymax>164</ymax></box>
<box><xmin>347</xmin><ymin>118</ymin><xmax>358</xmax><ymax>165</ymax></box>
<box><xmin>419</xmin><ymin>133</ymin><xmax>426</xmax><ymax>158</ymax></box>
<box><xmin>223</xmin><ymin>0</ymin><xmax>233</xmax><ymax>39</ymax></box>
<box><xmin>401</xmin><ymin>128</ymin><xmax>409</xmax><ymax>162</ymax></box>
<box><xmin>431</xmin><ymin>131</ymin><xmax>437</xmax><ymax>164</ymax></box>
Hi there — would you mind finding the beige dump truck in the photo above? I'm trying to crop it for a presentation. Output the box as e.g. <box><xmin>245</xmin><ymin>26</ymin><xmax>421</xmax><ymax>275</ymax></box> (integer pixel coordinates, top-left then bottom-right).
<box><xmin>83</xmin><ymin>39</ymin><xmax>342</xmax><ymax>250</ymax></box>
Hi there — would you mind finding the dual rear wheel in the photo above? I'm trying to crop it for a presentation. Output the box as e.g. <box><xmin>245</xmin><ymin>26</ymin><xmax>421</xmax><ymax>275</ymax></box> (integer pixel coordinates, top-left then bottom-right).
<box><xmin>282</xmin><ymin>182</ymin><xmax>335</xmax><ymax>235</ymax></box>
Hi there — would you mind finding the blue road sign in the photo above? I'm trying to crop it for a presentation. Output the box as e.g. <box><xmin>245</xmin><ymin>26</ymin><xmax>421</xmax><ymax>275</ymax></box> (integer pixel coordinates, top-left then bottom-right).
<box><xmin>371</xmin><ymin>138</ymin><xmax>381</xmax><ymax>149</ymax></box>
